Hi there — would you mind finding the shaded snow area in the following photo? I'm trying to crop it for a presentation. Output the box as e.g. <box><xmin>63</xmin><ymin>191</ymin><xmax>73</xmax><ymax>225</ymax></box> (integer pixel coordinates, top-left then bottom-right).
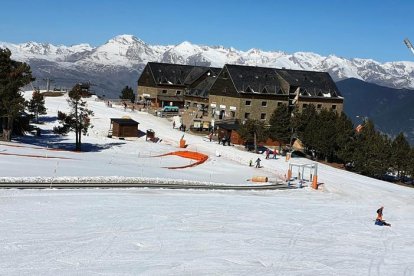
<box><xmin>1</xmin><ymin>92</ymin><xmax>414</xmax><ymax>275</ymax></box>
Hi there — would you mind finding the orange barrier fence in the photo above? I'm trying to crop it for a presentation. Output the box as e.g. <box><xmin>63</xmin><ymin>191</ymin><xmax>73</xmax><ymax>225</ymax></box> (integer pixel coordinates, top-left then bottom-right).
<box><xmin>154</xmin><ymin>151</ymin><xmax>208</xmax><ymax>169</ymax></box>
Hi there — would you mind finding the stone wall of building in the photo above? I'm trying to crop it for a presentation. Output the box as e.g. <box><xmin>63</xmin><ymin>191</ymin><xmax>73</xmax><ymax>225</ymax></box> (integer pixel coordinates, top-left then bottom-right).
<box><xmin>297</xmin><ymin>97</ymin><xmax>344</xmax><ymax>114</ymax></box>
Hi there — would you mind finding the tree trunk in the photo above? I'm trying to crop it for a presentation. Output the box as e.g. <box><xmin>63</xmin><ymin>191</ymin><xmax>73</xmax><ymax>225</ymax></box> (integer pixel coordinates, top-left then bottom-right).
<box><xmin>78</xmin><ymin>130</ymin><xmax>82</xmax><ymax>151</ymax></box>
<box><xmin>75</xmin><ymin>103</ymin><xmax>79</xmax><ymax>149</ymax></box>
<box><xmin>254</xmin><ymin>132</ymin><xmax>257</xmax><ymax>154</ymax></box>
<box><xmin>2</xmin><ymin>116</ymin><xmax>13</xmax><ymax>141</ymax></box>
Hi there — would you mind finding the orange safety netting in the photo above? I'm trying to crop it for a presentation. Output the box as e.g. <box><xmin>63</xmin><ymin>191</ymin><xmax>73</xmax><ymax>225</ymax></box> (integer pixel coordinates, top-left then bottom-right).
<box><xmin>154</xmin><ymin>151</ymin><xmax>208</xmax><ymax>169</ymax></box>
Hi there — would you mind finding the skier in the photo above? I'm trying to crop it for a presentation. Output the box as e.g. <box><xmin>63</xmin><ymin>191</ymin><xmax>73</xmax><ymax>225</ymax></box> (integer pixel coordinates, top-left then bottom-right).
<box><xmin>249</xmin><ymin>159</ymin><xmax>253</xmax><ymax>167</ymax></box>
<box><xmin>265</xmin><ymin>149</ymin><xmax>270</xmax><ymax>159</ymax></box>
<box><xmin>255</xmin><ymin>158</ymin><xmax>261</xmax><ymax>168</ymax></box>
<box><xmin>173</xmin><ymin>121</ymin><xmax>176</xmax><ymax>129</ymax></box>
<box><xmin>375</xmin><ymin>206</ymin><xmax>391</xmax><ymax>226</ymax></box>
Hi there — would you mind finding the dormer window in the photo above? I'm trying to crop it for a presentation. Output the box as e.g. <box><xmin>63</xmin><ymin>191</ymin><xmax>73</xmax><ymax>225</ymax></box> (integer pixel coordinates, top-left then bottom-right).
<box><xmin>245</xmin><ymin>86</ymin><xmax>253</xmax><ymax>93</ymax></box>
<box><xmin>262</xmin><ymin>87</ymin><xmax>268</xmax><ymax>94</ymax></box>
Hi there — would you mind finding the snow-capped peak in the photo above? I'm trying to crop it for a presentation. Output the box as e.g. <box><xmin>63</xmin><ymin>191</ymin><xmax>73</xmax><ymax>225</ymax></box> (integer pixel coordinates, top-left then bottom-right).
<box><xmin>2</xmin><ymin>34</ymin><xmax>414</xmax><ymax>90</ymax></box>
<box><xmin>108</xmin><ymin>34</ymin><xmax>146</xmax><ymax>45</ymax></box>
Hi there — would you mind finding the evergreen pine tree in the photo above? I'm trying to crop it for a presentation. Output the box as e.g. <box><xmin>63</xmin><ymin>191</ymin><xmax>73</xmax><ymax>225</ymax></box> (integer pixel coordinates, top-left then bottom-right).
<box><xmin>28</xmin><ymin>90</ymin><xmax>46</xmax><ymax>123</ymax></box>
<box><xmin>335</xmin><ymin>112</ymin><xmax>356</xmax><ymax>164</ymax></box>
<box><xmin>312</xmin><ymin>109</ymin><xmax>337</xmax><ymax>162</ymax></box>
<box><xmin>119</xmin><ymin>86</ymin><xmax>135</xmax><ymax>103</ymax></box>
<box><xmin>408</xmin><ymin>148</ymin><xmax>414</xmax><ymax>180</ymax></box>
<box><xmin>0</xmin><ymin>48</ymin><xmax>34</xmax><ymax>141</ymax></box>
<box><xmin>238</xmin><ymin>119</ymin><xmax>267</xmax><ymax>153</ymax></box>
<box><xmin>351</xmin><ymin>120</ymin><xmax>390</xmax><ymax>177</ymax></box>
<box><xmin>298</xmin><ymin>105</ymin><xmax>319</xmax><ymax>154</ymax></box>
<box><xmin>391</xmin><ymin>132</ymin><xmax>411</xmax><ymax>179</ymax></box>
<box><xmin>267</xmin><ymin>103</ymin><xmax>291</xmax><ymax>144</ymax></box>
<box><xmin>53</xmin><ymin>84</ymin><xmax>94</xmax><ymax>151</ymax></box>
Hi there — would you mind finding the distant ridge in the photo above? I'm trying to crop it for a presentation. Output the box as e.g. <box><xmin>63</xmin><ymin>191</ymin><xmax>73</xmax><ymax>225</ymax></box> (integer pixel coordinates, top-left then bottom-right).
<box><xmin>337</xmin><ymin>78</ymin><xmax>414</xmax><ymax>144</ymax></box>
<box><xmin>1</xmin><ymin>34</ymin><xmax>414</xmax><ymax>97</ymax></box>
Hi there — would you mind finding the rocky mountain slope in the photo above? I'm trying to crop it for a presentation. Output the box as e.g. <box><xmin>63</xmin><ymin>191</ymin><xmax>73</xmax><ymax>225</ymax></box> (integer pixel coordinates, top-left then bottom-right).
<box><xmin>337</xmin><ymin>78</ymin><xmax>414</xmax><ymax>144</ymax></box>
<box><xmin>1</xmin><ymin>34</ymin><xmax>414</xmax><ymax>97</ymax></box>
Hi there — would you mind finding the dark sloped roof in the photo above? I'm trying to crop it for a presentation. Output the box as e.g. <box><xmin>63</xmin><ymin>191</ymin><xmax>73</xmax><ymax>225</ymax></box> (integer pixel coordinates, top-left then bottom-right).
<box><xmin>275</xmin><ymin>69</ymin><xmax>342</xmax><ymax>98</ymax></box>
<box><xmin>225</xmin><ymin>64</ymin><xmax>285</xmax><ymax>95</ymax></box>
<box><xmin>147</xmin><ymin>62</ymin><xmax>221</xmax><ymax>87</ymax></box>
<box><xmin>223</xmin><ymin>64</ymin><xmax>342</xmax><ymax>98</ymax></box>
<box><xmin>184</xmin><ymin>67</ymin><xmax>221</xmax><ymax>85</ymax></box>
<box><xmin>148</xmin><ymin>62</ymin><xmax>194</xmax><ymax>86</ymax></box>
<box><xmin>186</xmin><ymin>76</ymin><xmax>217</xmax><ymax>98</ymax></box>
<box><xmin>110</xmin><ymin>118</ymin><xmax>139</xmax><ymax>126</ymax></box>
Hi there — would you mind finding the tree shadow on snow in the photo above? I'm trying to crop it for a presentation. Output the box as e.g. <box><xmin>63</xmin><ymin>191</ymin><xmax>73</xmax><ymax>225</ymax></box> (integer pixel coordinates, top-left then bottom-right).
<box><xmin>37</xmin><ymin>115</ymin><xmax>58</xmax><ymax>124</ymax></box>
<box><xmin>13</xmin><ymin>129</ymin><xmax>126</xmax><ymax>153</ymax></box>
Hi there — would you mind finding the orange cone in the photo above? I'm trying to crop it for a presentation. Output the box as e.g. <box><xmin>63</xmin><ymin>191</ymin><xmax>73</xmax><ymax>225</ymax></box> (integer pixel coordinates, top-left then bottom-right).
<box><xmin>312</xmin><ymin>175</ymin><xmax>318</xmax><ymax>189</ymax></box>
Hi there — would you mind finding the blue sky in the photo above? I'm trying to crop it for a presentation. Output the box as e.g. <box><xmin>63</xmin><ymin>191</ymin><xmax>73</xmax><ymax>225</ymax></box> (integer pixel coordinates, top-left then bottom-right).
<box><xmin>1</xmin><ymin>0</ymin><xmax>413</xmax><ymax>62</ymax></box>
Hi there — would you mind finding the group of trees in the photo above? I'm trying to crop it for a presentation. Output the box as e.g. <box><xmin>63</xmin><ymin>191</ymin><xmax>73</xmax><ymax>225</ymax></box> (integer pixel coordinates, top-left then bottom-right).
<box><xmin>0</xmin><ymin>47</ymin><xmax>95</xmax><ymax>151</ymax></box>
<box><xmin>119</xmin><ymin>86</ymin><xmax>135</xmax><ymax>103</ymax></box>
<box><xmin>0</xmin><ymin>48</ymin><xmax>34</xmax><ymax>141</ymax></box>
<box><xmin>239</xmin><ymin>103</ymin><xmax>414</xmax><ymax>181</ymax></box>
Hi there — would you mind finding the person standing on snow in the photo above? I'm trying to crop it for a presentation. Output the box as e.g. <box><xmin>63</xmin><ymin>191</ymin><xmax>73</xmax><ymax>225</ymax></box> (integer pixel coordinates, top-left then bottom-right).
<box><xmin>255</xmin><ymin>158</ymin><xmax>261</xmax><ymax>168</ymax></box>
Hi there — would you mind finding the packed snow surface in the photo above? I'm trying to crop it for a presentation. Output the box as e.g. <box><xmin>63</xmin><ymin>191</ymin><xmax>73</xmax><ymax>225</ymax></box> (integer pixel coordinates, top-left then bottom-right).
<box><xmin>0</xmin><ymin>92</ymin><xmax>413</xmax><ymax>275</ymax></box>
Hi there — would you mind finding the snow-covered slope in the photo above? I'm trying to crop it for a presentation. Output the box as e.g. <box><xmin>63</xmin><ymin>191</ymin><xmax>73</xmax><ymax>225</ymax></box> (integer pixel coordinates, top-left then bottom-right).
<box><xmin>0</xmin><ymin>93</ymin><xmax>413</xmax><ymax>275</ymax></box>
<box><xmin>1</xmin><ymin>34</ymin><xmax>414</xmax><ymax>93</ymax></box>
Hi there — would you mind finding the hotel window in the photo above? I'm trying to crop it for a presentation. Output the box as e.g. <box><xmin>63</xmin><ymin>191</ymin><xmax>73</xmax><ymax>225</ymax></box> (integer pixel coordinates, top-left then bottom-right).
<box><xmin>245</xmin><ymin>100</ymin><xmax>251</xmax><ymax>106</ymax></box>
<box><xmin>332</xmin><ymin>105</ymin><xmax>337</xmax><ymax>110</ymax></box>
<box><xmin>277</xmin><ymin>102</ymin><xmax>282</xmax><ymax>107</ymax></box>
<box><xmin>244</xmin><ymin>113</ymin><xmax>250</xmax><ymax>119</ymax></box>
<box><xmin>230</xmin><ymin>111</ymin><xmax>236</xmax><ymax>118</ymax></box>
<box><xmin>162</xmin><ymin>89</ymin><xmax>167</xmax><ymax>94</ymax></box>
<box><xmin>261</xmin><ymin>101</ymin><xmax>267</xmax><ymax>107</ymax></box>
<box><xmin>176</xmin><ymin>90</ymin><xmax>182</xmax><ymax>95</ymax></box>
<box><xmin>260</xmin><ymin>113</ymin><xmax>266</xmax><ymax>120</ymax></box>
<box><xmin>317</xmin><ymin>104</ymin><xmax>322</xmax><ymax>109</ymax></box>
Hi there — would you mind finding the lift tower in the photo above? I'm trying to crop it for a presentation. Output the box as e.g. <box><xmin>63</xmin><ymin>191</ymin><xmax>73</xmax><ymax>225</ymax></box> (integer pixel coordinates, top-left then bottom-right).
<box><xmin>404</xmin><ymin>38</ymin><xmax>414</xmax><ymax>55</ymax></box>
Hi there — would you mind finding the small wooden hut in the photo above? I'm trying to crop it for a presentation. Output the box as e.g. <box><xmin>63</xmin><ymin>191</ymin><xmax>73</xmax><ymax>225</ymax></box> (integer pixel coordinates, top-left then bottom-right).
<box><xmin>109</xmin><ymin>118</ymin><xmax>139</xmax><ymax>138</ymax></box>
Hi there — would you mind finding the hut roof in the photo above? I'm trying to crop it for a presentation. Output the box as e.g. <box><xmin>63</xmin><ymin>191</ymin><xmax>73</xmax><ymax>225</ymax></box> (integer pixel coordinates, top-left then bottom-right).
<box><xmin>110</xmin><ymin>118</ymin><xmax>139</xmax><ymax>126</ymax></box>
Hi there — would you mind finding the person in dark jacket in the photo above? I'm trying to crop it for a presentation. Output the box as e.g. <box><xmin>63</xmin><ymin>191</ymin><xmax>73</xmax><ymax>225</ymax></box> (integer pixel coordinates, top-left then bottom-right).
<box><xmin>255</xmin><ymin>158</ymin><xmax>261</xmax><ymax>168</ymax></box>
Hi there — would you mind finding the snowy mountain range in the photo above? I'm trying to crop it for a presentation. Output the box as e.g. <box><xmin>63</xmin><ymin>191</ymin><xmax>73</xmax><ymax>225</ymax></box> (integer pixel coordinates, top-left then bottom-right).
<box><xmin>1</xmin><ymin>34</ymin><xmax>414</xmax><ymax>96</ymax></box>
